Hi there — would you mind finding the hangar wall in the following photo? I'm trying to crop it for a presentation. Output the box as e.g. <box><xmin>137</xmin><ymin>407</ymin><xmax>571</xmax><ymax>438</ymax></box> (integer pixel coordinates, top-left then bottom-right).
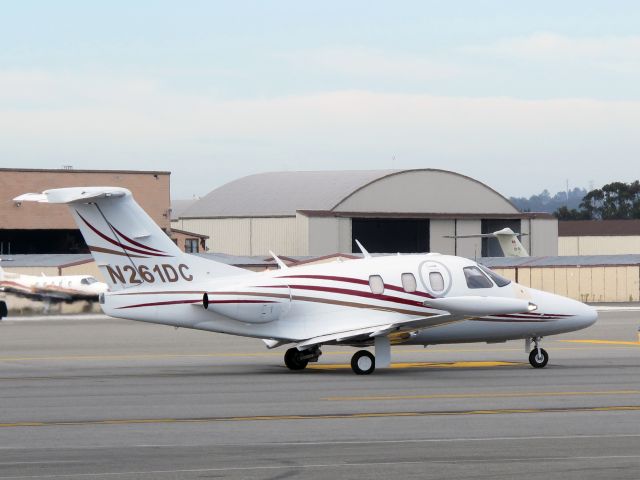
<box><xmin>559</xmin><ymin>236</ymin><xmax>640</xmax><ymax>255</ymax></box>
<box><xmin>176</xmin><ymin>217</ymin><xmax>304</xmax><ymax>256</ymax></box>
<box><xmin>176</xmin><ymin>169</ymin><xmax>557</xmax><ymax>258</ymax></box>
<box><xmin>493</xmin><ymin>266</ymin><xmax>640</xmax><ymax>303</ymax></box>
<box><xmin>429</xmin><ymin>220</ymin><xmax>455</xmax><ymax>255</ymax></box>
<box><xmin>528</xmin><ymin>218</ymin><xmax>559</xmax><ymax>256</ymax></box>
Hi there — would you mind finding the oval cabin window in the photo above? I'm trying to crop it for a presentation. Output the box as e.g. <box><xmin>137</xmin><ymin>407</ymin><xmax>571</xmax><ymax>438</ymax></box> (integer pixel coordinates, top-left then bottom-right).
<box><xmin>429</xmin><ymin>271</ymin><xmax>445</xmax><ymax>292</ymax></box>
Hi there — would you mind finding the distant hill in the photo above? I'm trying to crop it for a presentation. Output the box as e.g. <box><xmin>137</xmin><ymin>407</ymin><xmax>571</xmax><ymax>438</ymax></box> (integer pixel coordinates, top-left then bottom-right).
<box><xmin>510</xmin><ymin>188</ymin><xmax>587</xmax><ymax>213</ymax></box>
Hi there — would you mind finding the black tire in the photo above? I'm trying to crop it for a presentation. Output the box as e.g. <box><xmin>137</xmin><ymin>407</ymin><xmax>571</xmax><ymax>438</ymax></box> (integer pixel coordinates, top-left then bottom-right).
<box><xmin>284</xmin><ymin>348</ymin><xmax>308</xmax><ymax>371</ymax></box>
<box><xmin>529</xmin><ymin>348</ymin><xmax>549</xmax><ymax>368</ymax></box>
<box><xmin>351</xmin><ymin>350</ymin><xmax>375</xmax><ymax>375</ymax></box>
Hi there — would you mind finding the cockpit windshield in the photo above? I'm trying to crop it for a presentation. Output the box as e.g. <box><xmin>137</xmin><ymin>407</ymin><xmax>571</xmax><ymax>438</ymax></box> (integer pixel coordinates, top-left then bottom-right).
<box><xmin>463</xmin><ymin>266</ymin><xmax>494</xmax><ymax>289</ymax></box>
<box><xmin>81</xmin><ymin>277</ymin><xmax>98</xmax><ymax>285</ymax></box>
<box><xmin>478</xmin><ymin>264</ymin><xmax>512</xmax><ymax>287</ymax></box>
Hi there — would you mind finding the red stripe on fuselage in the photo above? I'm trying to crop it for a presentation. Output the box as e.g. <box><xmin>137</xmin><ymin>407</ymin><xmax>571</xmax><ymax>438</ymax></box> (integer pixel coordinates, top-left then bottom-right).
<box><xmin>276</xmin><ymin>274</ymin><xmax>434</xmax><ymax>299</ymax></box>
<box><xmin>283</xmin><ymin>284</ymin><xmax>427</xmax><ymax>309</ymax></box>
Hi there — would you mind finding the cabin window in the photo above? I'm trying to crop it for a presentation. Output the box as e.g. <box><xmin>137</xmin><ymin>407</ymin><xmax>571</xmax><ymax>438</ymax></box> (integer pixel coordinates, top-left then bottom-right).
<box><xmin>401</xmin><ymin>273</ymin><xmax>417</xmax><ymax>292</ymax></box>
<box><xmin>478</xmin><ymin>264</ymin><xmax>511</xmax><ymax>287</ymax></box>
<box><xmin>429</xmin><ymin>272</ymin><xmax>445</xmax><ymax>292</ymax></box>
<box><xmin>463</xmin><ymin>266</ymin><xmax>494</xmax><ymax>289</ymax></box>
<box><xmin>369</xmin><ymin>275</ymin><xmax>385</xmax><ymax>295</ymax></box>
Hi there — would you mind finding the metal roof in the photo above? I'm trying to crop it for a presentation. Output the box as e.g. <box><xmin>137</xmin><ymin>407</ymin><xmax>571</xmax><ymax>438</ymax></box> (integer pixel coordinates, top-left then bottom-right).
<box><xmin>180</xmin><ymin>169</ymin><xmax>523</xmax><ymax>218</ymax></box>
<box><xmin>170</xmin><ymin>199</ymin><xmax>199</xmax><ymax>220</ymax></box>
<box><xmin>480</xmin><ymin>255</ymin><xmax>640</xmax><ymax>268</ymax></box>
<box><xmin>0</xmin><ymin>254</ymin><xmax>94</xmax><ymax>268</ymax></box>
<box><xmin>182</xmin><ymin>170</ymin><xmax>397</xmax><ymax>218</ymax></box>
<box><xmin>3</xmin><ymin>253</ymin><xmax>640</xmax><ymax>269</ymax></box>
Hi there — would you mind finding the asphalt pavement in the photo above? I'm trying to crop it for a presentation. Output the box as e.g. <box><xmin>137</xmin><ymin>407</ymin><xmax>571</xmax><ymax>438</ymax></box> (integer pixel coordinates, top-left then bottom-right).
<box><xmin>0</xmin><ymin>310</ymin><xmax>639</xmax><ymax>479</ymax></box>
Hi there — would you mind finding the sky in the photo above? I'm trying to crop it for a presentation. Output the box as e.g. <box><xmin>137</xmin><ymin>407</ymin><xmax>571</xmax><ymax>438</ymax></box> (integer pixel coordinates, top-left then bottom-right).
<box><xmin>1</xmin><ymin>1</ymin><xmax>639</xmax><ymax>199</ymax></box>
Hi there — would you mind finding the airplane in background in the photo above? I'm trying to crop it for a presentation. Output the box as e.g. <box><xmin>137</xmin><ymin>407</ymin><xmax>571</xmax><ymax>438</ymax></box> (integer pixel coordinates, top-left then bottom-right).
<box><xmin>445</xmin><ymin>227</ymin><xmax>529</xmax><ymax>257</ymax></box>
<box><xmin>15</xmin><ymin>187</ymin><xmax>596</xmax><ymax>374</ymax></box>
<box><xmin>0</xmin><ymin>264</ymin><xmax>108</xmax><ymax>303</ymax></box>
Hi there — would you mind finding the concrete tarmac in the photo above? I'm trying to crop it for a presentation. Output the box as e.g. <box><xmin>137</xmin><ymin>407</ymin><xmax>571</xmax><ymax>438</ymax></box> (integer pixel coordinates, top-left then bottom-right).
<box><xmin>0</xmin><ymin>311</ymin><xmax>639</xmax><ymax>479</ymax></box>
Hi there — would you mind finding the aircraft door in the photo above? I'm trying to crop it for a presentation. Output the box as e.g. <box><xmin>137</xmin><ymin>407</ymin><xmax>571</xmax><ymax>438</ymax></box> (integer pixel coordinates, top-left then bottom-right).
<box><xmin>419</xmin><ymin>261</ymin><xmax>452</xmax><ymax>297</ymax></box>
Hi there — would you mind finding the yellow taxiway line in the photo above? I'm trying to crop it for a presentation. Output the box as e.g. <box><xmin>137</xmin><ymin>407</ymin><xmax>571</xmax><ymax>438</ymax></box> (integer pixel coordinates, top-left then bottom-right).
<box><xmin>559</xmin><ymin>340</ymin><xmax>640</xmax><ymax>347</ymax></box>
<box><xmin>309</xmin><ymin>361</ymin><xmax>521</xmax><ymax>370</ymax></box>
<box><xmin>324</xmin><ymin>389</ymin><xmax>640</xmax><ymax>402</ymax></box>
<box><xmin>2</xmin><ymin>405</ymin><xmax>639</xmax><ymax>428</ymax></box>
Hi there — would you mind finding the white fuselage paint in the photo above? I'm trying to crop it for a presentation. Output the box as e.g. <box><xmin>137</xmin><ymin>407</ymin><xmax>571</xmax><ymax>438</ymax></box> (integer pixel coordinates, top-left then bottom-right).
<box><xmin>0</xmin><ymin>270</ymin><xmax>108</xmax><ymax>301</ymax></box>
<box><xmin>102</xmin><ymin>253</ymin><xmax>597</xmax><ymax>346</ymax></box>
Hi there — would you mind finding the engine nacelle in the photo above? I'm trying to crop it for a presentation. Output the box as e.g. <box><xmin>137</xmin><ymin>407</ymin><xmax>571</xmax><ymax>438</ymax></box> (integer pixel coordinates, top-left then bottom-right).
<box><xmin>423</xmin><ymin>296</ymin><xmax>537</xmax><ymax>316</ymax></box>
<box><xmin>202</xmin><ymin>292</ymin><xmax>287</xmax><ymax>324</ymax></box>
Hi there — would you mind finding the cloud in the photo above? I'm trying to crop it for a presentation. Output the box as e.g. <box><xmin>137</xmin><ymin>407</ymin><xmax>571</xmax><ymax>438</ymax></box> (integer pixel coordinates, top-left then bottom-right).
<box><xmin>464</xmin><ymin>32</ymin><xmax>640</xmax><ymax>73</ymax></box>
<box><xmin>280</xmin><ymin>47</ymin><xmax>461</xmax><ymax>80</ymax></box>
<box><xmin>0</xmin><ymin>69</ymin><xmax>639</xmax><ymax>196</ymax></box>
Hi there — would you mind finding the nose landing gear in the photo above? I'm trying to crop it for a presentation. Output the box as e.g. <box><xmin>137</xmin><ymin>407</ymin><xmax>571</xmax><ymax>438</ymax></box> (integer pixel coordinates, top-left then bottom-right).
<box><xmin>527</xmin><ymin>337</ymin><xmax>549</xmax><ymax>368</ymax></box>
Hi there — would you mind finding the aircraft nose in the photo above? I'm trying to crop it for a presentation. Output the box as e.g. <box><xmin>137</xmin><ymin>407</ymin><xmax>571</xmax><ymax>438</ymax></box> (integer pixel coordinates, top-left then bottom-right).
<box><xmin>577</xmin><ymin>302</ymin><xmax>598</xmax><ymax>329</ymax></box>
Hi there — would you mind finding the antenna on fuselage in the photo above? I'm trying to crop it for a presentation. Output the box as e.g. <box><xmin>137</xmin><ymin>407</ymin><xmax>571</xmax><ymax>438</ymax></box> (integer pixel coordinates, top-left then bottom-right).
<box><xmin>269</xmin><ymin>250</ymin><xmax>289</xmax><ymax>270</ymax></box>
<box><xmin>354</xmin><ymin>239</ymin><xmax>371</xmax><ymax>259</ymax></box>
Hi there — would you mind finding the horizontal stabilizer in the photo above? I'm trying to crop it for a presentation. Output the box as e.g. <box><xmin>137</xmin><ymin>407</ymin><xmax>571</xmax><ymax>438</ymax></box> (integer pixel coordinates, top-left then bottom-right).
<box><xmin>443</xmin><ymin>228</ymin><xmax>527</xmax><ymax>239</ymax></box>
<box><xmin>14</xmin><ymin>187</ymin><xmax>129</xmax><ymax>205</ymax></box>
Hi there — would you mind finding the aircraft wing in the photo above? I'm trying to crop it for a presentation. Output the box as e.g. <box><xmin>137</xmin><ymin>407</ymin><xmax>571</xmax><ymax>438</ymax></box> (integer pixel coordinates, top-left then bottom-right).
<box><xmin>294</xmin><ymin>295</ymin><xmax>537</xmax><ymax>349</ymax></box>
<box><xmin>295</xmin><ymin>313</ymin><xmax>459</xmax><ymax>349</ymax></box>
<box><xmin>0</xmin><ymin>282</ymin><xmax>97</xmax><ymax>302</ymax></box>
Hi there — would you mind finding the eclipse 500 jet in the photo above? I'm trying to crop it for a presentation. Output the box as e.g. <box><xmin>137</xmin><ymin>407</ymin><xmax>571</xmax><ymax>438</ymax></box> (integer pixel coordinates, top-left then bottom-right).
<box><xmin>15</xmin><ymin>187</ymin><xmax>597</xmax><ymax>374</ymax></box>
<box><xmin>0</xmin><ymin>264</ymin><xmax>108</xmax><ymax>303</ymax></box>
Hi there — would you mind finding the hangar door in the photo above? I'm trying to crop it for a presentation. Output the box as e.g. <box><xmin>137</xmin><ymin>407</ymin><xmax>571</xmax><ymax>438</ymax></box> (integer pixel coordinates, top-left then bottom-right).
<box><xmin>481</xmin><ymin>219</ymin><xmax>522</xmax><ymax>257</ymax></box>
<box><xmin>352</xmin><ymin>218</ymin><xmax>430</xmax><ymax>254</ymax></box>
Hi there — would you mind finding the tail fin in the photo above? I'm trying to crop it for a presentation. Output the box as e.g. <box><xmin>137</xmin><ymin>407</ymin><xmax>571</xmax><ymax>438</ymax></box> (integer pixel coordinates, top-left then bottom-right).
<box><xmin>492</xmin><ymin>228</ymin><xmax>528</xmax><ymax>257</ymax></box>
<box><xmin>443</xmin><ymin>227</ymin><xmax>529</xmax><ymax>258</ymax></box>
<box><xmin>14</xmin><ymin>187</ymin><xmax>246</xmax><ymax>290</ymax></box>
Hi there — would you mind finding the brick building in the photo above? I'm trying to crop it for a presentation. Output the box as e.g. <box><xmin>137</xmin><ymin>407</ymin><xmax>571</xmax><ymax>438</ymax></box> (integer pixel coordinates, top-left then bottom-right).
<box><xmin>0</xmin><ymin>168</ymin><xmax>172</xmax><ymax>254</ymax></box>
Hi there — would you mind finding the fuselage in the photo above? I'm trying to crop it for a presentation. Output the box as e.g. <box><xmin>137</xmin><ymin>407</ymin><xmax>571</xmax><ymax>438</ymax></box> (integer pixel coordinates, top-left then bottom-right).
<box><xmin>0</xmin><ymin>271</ymin><xmax>108</xmax><ymax>300</ymax></box>
<box><xmin>103</xmin><ymin>253</ymin><xmax>597</xmax><ymax>346</ymax></box>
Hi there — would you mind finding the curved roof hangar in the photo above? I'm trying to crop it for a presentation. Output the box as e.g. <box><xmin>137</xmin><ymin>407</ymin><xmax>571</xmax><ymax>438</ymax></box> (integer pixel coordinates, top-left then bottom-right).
<box><xmin>180</xmin><ymin>169</ymin><xmax>520</xmax><ymax>218</ymax></box>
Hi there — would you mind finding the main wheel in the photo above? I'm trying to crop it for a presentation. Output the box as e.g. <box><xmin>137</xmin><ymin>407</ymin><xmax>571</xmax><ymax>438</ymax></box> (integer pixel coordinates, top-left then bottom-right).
<box><xmin>284</xmin><ymin>348</ymin><xmax>308</xmax><ymax>370</ymax></box>
<box><xmin>351</xmin><ymin>350</ymin><xmax>375</xmax><ymax>375</ymax></box>
<box><xmin>529</xmin><ymin>348</ymin><xmax>549</xmax><ymax>368</ymax></box>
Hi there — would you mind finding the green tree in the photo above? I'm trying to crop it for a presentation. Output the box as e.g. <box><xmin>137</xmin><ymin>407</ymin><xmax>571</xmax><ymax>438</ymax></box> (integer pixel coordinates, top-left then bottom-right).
<box><xmin>574</xmin><ymin>181</ymin><xmax>640</xmax><ymax>220</ymax></box>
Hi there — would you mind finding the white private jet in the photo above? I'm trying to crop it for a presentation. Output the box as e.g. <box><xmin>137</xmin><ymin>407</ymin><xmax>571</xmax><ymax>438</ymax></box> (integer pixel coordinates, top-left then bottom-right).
<box><xmin>14</xmin><ymin>187</ymin><xmax>597</xmax><ymax>374</ymax></box>
<box><xmin>0</xmin><ymin>263</ymin><xmax>108</xmax><ymax>302</ymax></box>
<box><xmin>445</xmin><ymin>227</ymin><xmax>529</xmax><ymax>257</ymax></box>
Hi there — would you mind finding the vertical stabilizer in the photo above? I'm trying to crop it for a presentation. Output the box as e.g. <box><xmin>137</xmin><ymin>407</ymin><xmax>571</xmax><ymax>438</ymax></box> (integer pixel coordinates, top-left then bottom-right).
<box><xmin>14</xmin><ymin>187</ymin><xmax>246</xmax><ymax>290</ymax></box>
<box><xmin>493</xmin><ymin>228</ymin><xmax>528</xmax><ymax>257</ymax></box>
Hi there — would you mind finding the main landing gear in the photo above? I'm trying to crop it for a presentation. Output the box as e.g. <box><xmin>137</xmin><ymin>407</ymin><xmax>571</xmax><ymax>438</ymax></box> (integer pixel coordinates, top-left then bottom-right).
<box><xmin>284</xmin><ymin>336</ymin><xmax>392</xmax><ymax>375</ymax></box>
<box><xmin>351</xmin><ymin>350</ymin><xmax>375</xmax><ymax>375</ymax></box>
<box><xmin>527</xmin><ymin>337</ymin><xmax>549</xmax><ymax>368</ymax></box>
<box><xmin>284</xmin><ymin>347</ymin><xmax>321</xmax><ymax>371</ymax></box>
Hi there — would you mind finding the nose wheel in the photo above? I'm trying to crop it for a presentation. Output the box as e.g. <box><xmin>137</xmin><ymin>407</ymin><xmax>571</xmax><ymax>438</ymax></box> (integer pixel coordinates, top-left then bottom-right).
<box><xmin>528</xmin><ymin>337</ymin><xmax>549</xmax><ymax>368</ymax></box>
